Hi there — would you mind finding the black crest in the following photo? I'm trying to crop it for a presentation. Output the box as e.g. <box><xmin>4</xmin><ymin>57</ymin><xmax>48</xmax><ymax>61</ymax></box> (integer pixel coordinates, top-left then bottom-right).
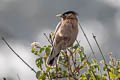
<box><xmin>62</xmin><ymin>11</ymin><xmax>78</xmax><ymax>16</ymax></box>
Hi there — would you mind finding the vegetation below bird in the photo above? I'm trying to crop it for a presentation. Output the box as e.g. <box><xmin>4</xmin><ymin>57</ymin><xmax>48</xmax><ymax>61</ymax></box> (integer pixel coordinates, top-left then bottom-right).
<box><xmin>31</xmin><ymin>32</ymin><xmax>120</xmax><ymax>80</ymax></box>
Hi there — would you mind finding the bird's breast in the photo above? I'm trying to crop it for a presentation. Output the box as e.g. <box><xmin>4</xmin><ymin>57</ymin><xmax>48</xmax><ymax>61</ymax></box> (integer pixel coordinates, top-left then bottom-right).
<box><xmin>57</xmin><ymin>19</ymin><xmax>78</xmax><ymax>41</ymax></box>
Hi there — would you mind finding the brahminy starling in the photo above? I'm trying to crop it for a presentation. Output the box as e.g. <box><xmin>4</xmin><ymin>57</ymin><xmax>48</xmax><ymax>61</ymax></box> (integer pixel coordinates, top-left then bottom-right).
<box><xmin>47</xmin><ymin>11</ymin><xmax>78</xmax><ymax>66</ymax></box>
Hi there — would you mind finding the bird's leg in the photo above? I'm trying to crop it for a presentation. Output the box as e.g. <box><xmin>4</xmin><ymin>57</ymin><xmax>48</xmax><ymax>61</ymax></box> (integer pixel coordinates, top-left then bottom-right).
<box><xmin>63</xmin><ymin>49</ymin><xmax>68</xmax><ymax>63</ymax></box>
<box><xmin>55</xmin><ymin>64</ymin><xmax>58</xmax><ymax>80</ymax></box>
<box><xmin>67</xmin><ymin>48</ymin><xmax>76</xmax><ymax>70</ymax></box>
<box><xmin>67</xmin><ymin>48</ymin><xmax>78</xmax><ymax>80</ymax></box>
<box><xmin>63</xmin><ymin>49</ymin><xmax>72</xmax><ymax>78</ymax></box>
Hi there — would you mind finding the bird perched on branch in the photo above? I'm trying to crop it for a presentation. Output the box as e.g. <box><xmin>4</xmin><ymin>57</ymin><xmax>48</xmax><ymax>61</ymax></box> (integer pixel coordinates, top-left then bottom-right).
<box><xmin>47</xmin><ymin>11</ymin><xmax>78</xmax><ymax>66</ymax></box>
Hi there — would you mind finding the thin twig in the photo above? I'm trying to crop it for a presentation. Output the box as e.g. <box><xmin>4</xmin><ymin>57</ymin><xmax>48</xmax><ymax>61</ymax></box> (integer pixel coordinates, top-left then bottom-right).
<box><xmin>49</xmin><ymin>33</ymin><xmax>54</xmax><ymax>45</ymax></box>
<box><xmin>1</xmin><ymin>37</ymin><xmax>36</xmax><ymax>73</ymax></box>
<box><xmin>49</xmin><ymin>72</ymin><xmax>52</xmax><ymax>80</ymax></box>
<box><xmin>76</xmin><ymin>39</ymin><xmax>102</xmax><ymax>76</ymax></box>
<box><xmin>92</xmin><ymin>34</ymin><xmax>107</xmax><ymax>63</ymax></box>
<box><xmin>76</xmin><ymin>40</ymin><xmax>92</xmax><ymax>60</ymax></box>
<box><xmin>78</xmin><ymin>23</ymin><xmax>96</xmax><ymax>59</ymax></box>
<box><xmin>55</xmin><ymin>64</ymin><xmax>58</xmax><ymax>80</ymax></box>
<box><xmin>64</xmin><ymin>50</ymin><xmax>78</xmax><ymax>80</ymax></box>
<box><xmin>78</xmin><ymin>23</ymin><xmax>98</xmax><ymax>79</ymax></box>
<box><xmin>43</xmin><ymin>33</ymin><xmax>52</xmax><ymax>45</ymax></box>
<box><xmin>92</xmin><ymin>33</ymin><xmax>110</xmax><ymax>80</ymax></box>
<box><xmin>44</xmin><ymin>33</ymin><xmax>59</xmax><ymax>80</ymax></box>
<box><xmin>17</xmin><ymin>74</ymin><xmax>21</xmax><ymax>80</ymax></box>
<box><xmin>52</xmin><ymin>75</ymin><xmax>69</xmax><ymax>79</ymax></box>
<box><xmin>75</xmin><ymin>40</ymin><xmax>97</xmax><ymax>79</ymax></box>
<box><xmin>67</xmin><ymin>49</ymin><xmax>76</xmax><ymax>70</ymax></box>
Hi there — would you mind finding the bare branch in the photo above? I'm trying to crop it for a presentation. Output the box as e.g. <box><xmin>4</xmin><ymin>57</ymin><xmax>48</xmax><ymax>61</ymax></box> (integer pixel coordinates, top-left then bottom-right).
<box><xmin>92</xmin><ymin>33</ymin><xmax>110</xmax><ymax>80</ymax></box>
<box><xmin>43</xmin><ymin>33</ymin><xmax>53</xmax><ymax>45</ymax></box>
<box><xmin>55</xmin><ymin>64</ymin><xmax>58</xmax><ymax>80</ymax></box>
<box><xmin>75</xmin><ymin>40</ymin><xmax>97</xmax><ymax>79</ymax></box>
<box><xmin>17</xmin><ymin>74</ymin><xmax>21</xmax><ymax>80</ymax></box>
<box><xmin>1</xmin><ymin>37</ymin><xmax>36</xmax><ymax>73</ymax></box>
<box><xmin>78</xmin><ymin>23</ymin><xmax>96</xmax><ymax>59</ymax></box>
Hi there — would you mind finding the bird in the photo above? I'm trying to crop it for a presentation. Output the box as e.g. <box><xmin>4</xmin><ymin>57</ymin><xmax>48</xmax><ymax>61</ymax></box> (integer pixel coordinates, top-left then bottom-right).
<box><xmin>47</xmin><ymin>11</ymin><xmax>79</xmax><ymax>66</ymax></box>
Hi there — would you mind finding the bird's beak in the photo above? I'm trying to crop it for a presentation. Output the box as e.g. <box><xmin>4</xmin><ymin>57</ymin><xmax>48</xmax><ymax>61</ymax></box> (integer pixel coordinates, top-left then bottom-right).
<box><xmin>56</xmin><ymin>14</ymin><xmax>62</xmax><ymax>17</ymax></box>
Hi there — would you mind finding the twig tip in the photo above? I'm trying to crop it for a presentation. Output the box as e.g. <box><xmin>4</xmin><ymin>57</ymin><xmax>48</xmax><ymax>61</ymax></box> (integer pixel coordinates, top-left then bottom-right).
<box><xmin>43</xmin><ymin>33</ymin><xmax>46</xmax><ymax>35</ymax></box>
<box><xmin>92</xmin><ymin>33</ymin><xmax>96</xmax><ymax>38</ymax></box>
<box><xmin>1</xmin><ymin>36</ymin><xmax>5</xmax><ymax>40</ymax></box>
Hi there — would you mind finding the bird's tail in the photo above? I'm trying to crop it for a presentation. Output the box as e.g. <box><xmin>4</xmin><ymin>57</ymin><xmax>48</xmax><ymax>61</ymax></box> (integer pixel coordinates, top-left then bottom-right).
<box><xmin>47</xmin><ymin>47</ymin><xmax>60</xmax><ymax>66</ymax></box>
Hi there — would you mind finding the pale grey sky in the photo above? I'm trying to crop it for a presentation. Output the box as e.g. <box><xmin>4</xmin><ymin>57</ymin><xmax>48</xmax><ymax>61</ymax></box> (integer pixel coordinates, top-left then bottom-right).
<box><xmin>0</xmin><ymin>0</ymin><xmax>120</xmax><ymax>80</ymax></box>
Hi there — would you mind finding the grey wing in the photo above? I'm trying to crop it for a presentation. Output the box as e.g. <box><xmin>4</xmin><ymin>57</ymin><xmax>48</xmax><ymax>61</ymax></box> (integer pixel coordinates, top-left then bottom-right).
<box><xmin>53</xmin><ymin>21</ymin><xmax>61</xmax><ymax>41</ymax></box>
<box><xmin>47</xmin><ymin>22</ymin><xmax>61</xmax><ymax>66</ymax></box>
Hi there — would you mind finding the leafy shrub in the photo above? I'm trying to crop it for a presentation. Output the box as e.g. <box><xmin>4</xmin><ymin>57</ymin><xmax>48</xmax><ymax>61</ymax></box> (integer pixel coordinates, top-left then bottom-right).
<box><xmin>31</xmin><ymin>32</ymin><xmax>120</xmax><ymax>80</ymax></box>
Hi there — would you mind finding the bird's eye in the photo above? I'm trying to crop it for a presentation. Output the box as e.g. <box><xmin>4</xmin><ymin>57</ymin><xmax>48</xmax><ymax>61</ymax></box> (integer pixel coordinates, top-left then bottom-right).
<box><xmin>64</xmin><ymin>14</ymin><xmax>68</xmax><ymax>16</ymax></box>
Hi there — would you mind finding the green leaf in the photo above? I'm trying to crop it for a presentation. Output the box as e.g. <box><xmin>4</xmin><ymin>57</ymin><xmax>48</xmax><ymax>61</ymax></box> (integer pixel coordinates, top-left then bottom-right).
<box><xmin>63</xmin><ymin>70</ymin><xmax>67</xmax><ymax>76</ymax></box>
<box><xmin>38</xmin><ymin>75</ymin><xmax>46</xmax><ymax>80</ymax></box>
<box><xmin>79</xmin><ymin>61</ymin><xmax>87</xmax><ymax>70</ymax></box>
<box><xmin>46</xmin><ymin>67</ymin><xmax>50</xmax><ymax>72</ymax></box>
<box><xmin>31</xmin><ymin>47</ymin><xmax>35</xmax><ymax>53</ymax></box>
<box><xmin>95</xmin><ymin>64</ymin><xmax>100</xmax><ymax>71</ymax></box>
<box><xmin>100</xmin><ymin>60</ymin><xmax>105</xmax><ymax>65</ymax></box>
<box><xmin>2</xmin><ymin>77</ymin><xmax>6</xmax><ymax>80</ymax></box>
<box><xmin>36</xmin><ymin>46</ymin><xmax>41</xmax><ymax>48</ymax></box>
<box><xmin>79</xmin><ymin>52</ymin><xmax>83</xmax><ymax>60</ymax></box>
<box><xmin>87</xmin><ymin>61</ymin><xmax>91</xmax><ymax>66</ymax></box>
<box><xmin>92</xmin><ymin>58</ymin><xmax>97</xmax><ymax>64</ymax></box>
<box><xmin>50</xmin><ymin>32</ymin><xmax>54</xmax><ymax>36</ymax></box>
<box><xmin>103</xmin><ymin>73</ymin><xmax>107</xmax><ymax>76</ymax></box>
<box><xmin>76</xmin><ymin>59</ymin><xmax>80</xmax><ymax>61</ymax></box>
<box><xmin>36</xmin><ymin>58</ymin><xmax>43</xmax><ymax>68</ymax></box>
<box><xmin>36</xmin><ymin>71</ymin><xmax>41</xmax><ymax>79</ymax></box>
<box><xmin>79</xmin><ymin>65</ymin><xmax>84</xmax><ymax>70</ymax></box>
<box><xmin>58</xmin><ymin>67</ymin><xmax>62</xmax><ymax>71</ymax></box>
<box><xmin>80</xmin><ymin>73</ymin><xmax>87</xmax><ymax>79</ymax></box>
<box><xmin>109</xmin><ymin>71</ymin><xmax>116</xmax><ymax>79</ymax></box>
<box><xmin>103</xmin><ymin>65</ymin><xmax>107</xmax><ymax>71</ymax></box>
<box><xmin>80</xmin><ymin>46</ymin><xmax>84</xmax><ymax>52</ymax></box>
<box><xmin>102</xmin><ymin>73</ymin><xmax>107</xmax><ymax>79</ymax></box>
<box><xmin>96</xmin><ymin>75</ymin><xmax>101</xmax><ymax>79</ymax></box>
<box><xmin>35</xmin><ymin>50</ymin><xmax>39</xmax><ymax>55</ymax></box>
<box><xmin>59</xmin><ymin>56</ymin><xmax>64</xmax><ymax>61</ymax></box>
<box><xmin>72</xmin><ymin>44</ymin><xmax>79</xmax><ymax>49</ymax></box>
<box><xmin>81</xmin><ymin>57</ymin><xmax>86</xmax><ymax>62</ymax></box>
<box><xmin>40</xmin><ymin>48</ymin><xmax>44</xmax><ymax>53</ymax></box>
<box><xmin>117</xmin><ymin>59</ymin><xmax>120</xmax><ymax>67</ymax></box>
<box><xmin>51</xmin><ymin>72</ymin><xmax>55</xmax><ymax>77</ymax></box>
<box><xmin>90</xmin><ymin>66</ymin><xmax>94</xmax><ymax>71</ymax></box>
<box><xmin>45</xmin><ymin>47</ymin><xmax>51</xmax><ymax>56</ymax></box>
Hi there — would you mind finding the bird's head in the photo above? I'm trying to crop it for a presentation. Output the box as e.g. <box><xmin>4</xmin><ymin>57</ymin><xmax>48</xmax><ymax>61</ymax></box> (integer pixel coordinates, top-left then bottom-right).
<box><xmin>56</xmin><ymin>11</ymin><xmax>78</xmax><ymax>20</ymax></box>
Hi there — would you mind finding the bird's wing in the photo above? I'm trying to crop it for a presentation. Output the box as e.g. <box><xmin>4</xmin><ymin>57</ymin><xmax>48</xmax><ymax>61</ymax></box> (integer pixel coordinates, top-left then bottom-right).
<box><xmin>53</xmin><ymin>21</ymin><xmax>61</xmax><ymax>41</ymax></box>
<box><xmin>47</xmin><ymin>22</ymin><xmax>61</xmax><ymax>66</ymax></box>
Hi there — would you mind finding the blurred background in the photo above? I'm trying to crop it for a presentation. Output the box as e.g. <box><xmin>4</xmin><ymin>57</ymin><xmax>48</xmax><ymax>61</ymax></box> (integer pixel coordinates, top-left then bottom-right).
<box><xmin>0</xmin><ymin>0</ymin><xmax>120</xmax><ymax>80</ymax></box>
